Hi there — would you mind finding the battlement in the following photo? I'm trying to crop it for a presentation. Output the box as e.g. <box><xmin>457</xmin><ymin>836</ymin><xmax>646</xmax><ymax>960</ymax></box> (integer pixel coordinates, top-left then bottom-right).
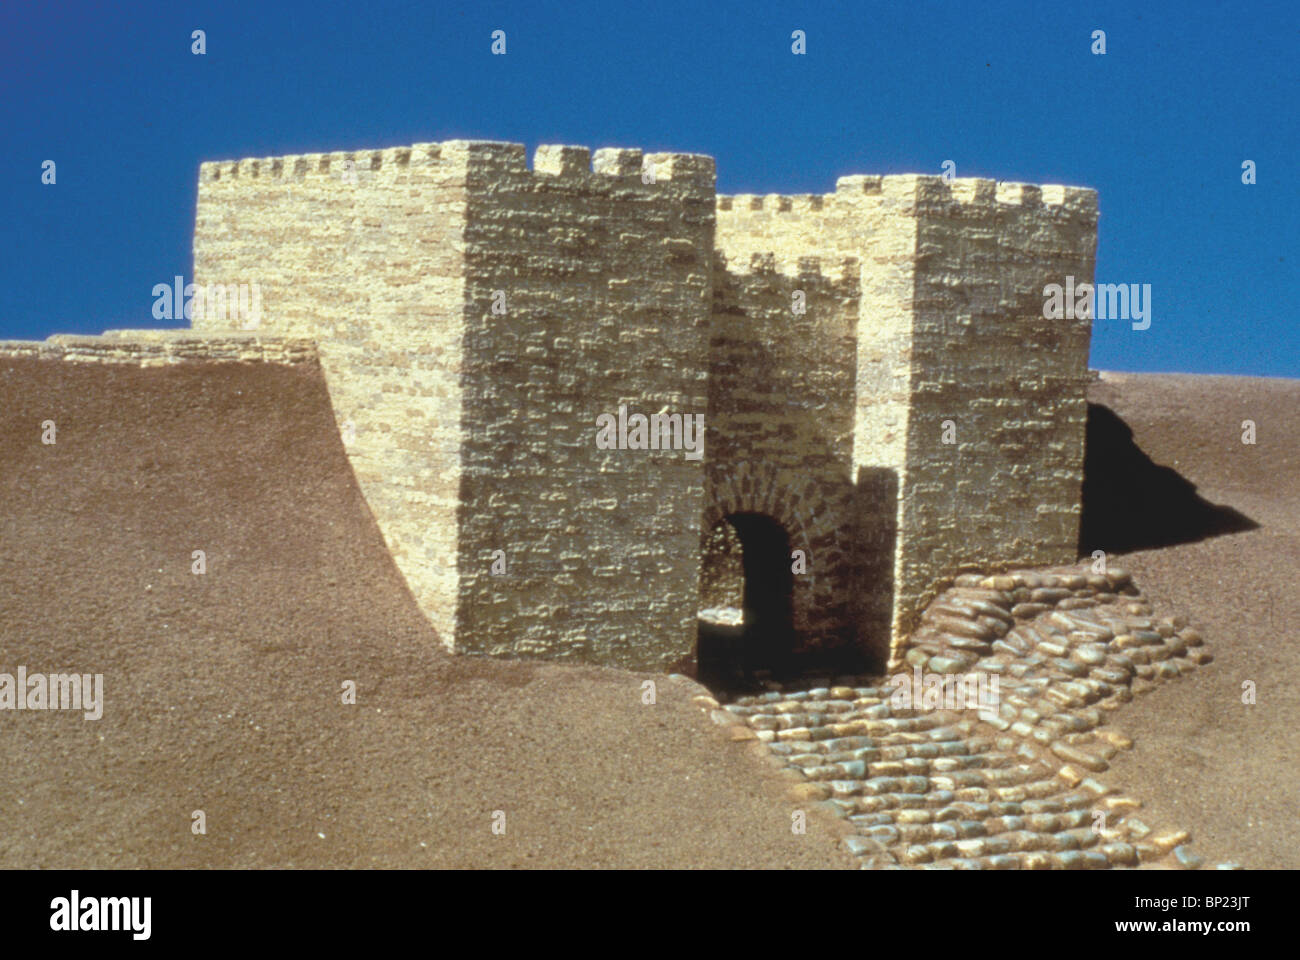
<box><xmin>532</xmin><ymin>143</ymin><xmax>716</xmax><ymax>185</ymax></box>
<box><xmin>199</xmin><ymin>142</ymin><xmax>444</xmax><ymax>181</ymax></box>
<box><xmin>717</xmin><ymin>193</ymin><xmax>826</xmax><ymax>213</ymax></box>
<box><xmin>718</xmin><ymin>174</ymin><xmax>1096</xmax><ymax>220</ymax></box>
<box><xmin>714</xmin><ymin>249</ymin><xmax>858</xmax><ymax>284</ymax></box>
<box><xmin>199</xmin><ymin>139</ymin><xmax>716</xmax><ymax>194</ymax></box>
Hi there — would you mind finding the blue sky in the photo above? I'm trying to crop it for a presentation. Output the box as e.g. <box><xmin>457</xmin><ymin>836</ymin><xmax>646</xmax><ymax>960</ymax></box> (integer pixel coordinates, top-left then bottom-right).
<box><xmin>1</xmin><ymin>0</ymin><xmax>1295</xmax><ymax>376</ymax></box>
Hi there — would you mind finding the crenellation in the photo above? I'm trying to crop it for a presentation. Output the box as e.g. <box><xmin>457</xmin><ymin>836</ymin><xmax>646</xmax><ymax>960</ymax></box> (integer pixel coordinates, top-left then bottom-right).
<box><xmin>835</xmin><ymin>174</ymin><xmax>884</xmax><ymax>196</ymax></box>
<box><xmin>591</xmin><ymin>146</ymin><xmax>642</xmax><ymax>176</ymax></box>
<box><xmin>948</xmin><ymin>178</ymin><xmax>997</xmax><ymax>204</ymax></box>
<box><xmin>203</xmin><ymin>143</ymin><xmax>453</xmax><ymax>184</ymax></box>
<box><xmin>533</xmin><ymin>143</ymin><xmax>591</xmax><ymax>177</ymax></box>
<box><xmin>995</xmin><ymin>181</ymin><xmax>1039</xmax><ymax>205</ymax></box>
<box><xmin>714</xmin><ymin>250</ymin><xmax>857</xmax><ymax>286</ymax></box>
<box><xmin>645</xmin><ymin>152</ymin><xmax>716</xmax><ymax>185</ymax></box>
<box><xmin>449</xmin><ymin>138</ymin><xmax>529</xmax><ymax>174</ymax></box>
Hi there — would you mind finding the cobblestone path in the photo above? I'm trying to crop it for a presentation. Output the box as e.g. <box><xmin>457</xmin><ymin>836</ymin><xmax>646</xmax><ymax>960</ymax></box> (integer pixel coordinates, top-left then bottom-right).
<box><xmin>704</xmin><ymin>563</ymin><xmax>1238</xmax><ymax>870</ymax></box>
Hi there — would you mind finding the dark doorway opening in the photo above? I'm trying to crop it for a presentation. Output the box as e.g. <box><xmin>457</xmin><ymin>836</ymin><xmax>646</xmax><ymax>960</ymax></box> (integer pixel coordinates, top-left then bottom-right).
<box><xmin>697</xmin><ymin>512</ymin><xmax>796</xmax><ymax>694</ymax></box>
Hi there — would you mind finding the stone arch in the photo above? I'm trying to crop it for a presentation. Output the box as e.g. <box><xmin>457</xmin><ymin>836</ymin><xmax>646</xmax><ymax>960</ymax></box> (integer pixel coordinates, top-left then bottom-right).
<box><xmin>702</xmin><ymin>460</ymin><xmax>846</xmax><ymax>646</ymax></box>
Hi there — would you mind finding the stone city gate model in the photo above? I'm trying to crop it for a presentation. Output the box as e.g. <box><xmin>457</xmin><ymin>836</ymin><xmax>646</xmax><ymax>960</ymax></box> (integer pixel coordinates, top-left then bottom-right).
<box><xmin>184</xmin><ymin>138</ymin><xmax>1097</xmax><ymax>674</ymax></box>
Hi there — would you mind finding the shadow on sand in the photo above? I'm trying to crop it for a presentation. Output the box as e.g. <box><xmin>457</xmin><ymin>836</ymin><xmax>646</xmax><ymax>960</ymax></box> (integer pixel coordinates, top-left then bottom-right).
<box><xmin>1079</xmin><ymin>403</ymin><xmax>1258</xmax><ymax>555</ymax></box>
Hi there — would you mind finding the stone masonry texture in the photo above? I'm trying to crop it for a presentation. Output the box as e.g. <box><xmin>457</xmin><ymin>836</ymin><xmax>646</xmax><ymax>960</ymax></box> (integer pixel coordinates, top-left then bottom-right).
<box><xmin>714</xmin><ymin>177</ymin><xmax>1098</xmax><ymax>665</ymax></box>
<box><xmin>10</xmin><ymin>139</ymin><xmax>1098</xmax><ymax>673</ymax></box>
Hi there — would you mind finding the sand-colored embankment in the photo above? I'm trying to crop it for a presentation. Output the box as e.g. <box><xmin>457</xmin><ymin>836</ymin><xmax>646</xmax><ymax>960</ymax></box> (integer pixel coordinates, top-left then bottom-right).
<box><xmin>1085</xmin><ymin>372</ymin><xmax>1300</xmax><ymax>869</ymax></box>
<box><xmin>0</xmin><ymin>356</ymin><xmax>852</xmax><ymax>868</ymax></box>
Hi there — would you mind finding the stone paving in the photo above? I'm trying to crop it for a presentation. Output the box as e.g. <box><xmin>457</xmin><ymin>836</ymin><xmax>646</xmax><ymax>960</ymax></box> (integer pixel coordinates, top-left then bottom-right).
<box><xmin>701</xmin><ymin>563</ymin><xmax>1240</xmax><ymax>870</ymax></box>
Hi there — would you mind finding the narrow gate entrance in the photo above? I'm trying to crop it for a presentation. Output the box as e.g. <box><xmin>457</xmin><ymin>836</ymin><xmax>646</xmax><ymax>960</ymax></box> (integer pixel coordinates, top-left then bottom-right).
<box><xmin>698</xmin><ymin>511</ymin><xmax>796</xmax><ymax>691</ymax></box>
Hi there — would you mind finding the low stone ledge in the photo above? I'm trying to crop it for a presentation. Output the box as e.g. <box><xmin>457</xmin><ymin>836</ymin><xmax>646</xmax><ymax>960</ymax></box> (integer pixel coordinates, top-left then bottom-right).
<box><xmin>0</xmin><ymin>330</ymin><xmax>319</xmax><ymax>366</ymax></box>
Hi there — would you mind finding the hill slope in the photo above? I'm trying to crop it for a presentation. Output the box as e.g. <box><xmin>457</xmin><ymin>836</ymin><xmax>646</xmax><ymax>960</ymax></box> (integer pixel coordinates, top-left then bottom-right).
<box><xmin>2</xmin><ymin>358</ymin><xmax>1293</xmax><ymax>869</ymax></box>
<box><xmin>0</xmin><ymin>357</ymin><xmax>851</xmax><ymax>868</ymax></box>
<box><xmin>1085</xmin><ymin>371</ymin><xmax>1300</xmax><ymax>869</ymax></box>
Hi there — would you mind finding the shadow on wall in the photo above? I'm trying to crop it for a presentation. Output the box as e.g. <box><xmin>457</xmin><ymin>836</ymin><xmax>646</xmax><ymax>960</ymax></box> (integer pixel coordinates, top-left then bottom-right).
<box><xmin>1079</xmin><ymin>403</ymin><xmax>1258</xmax><ymax>554</ymax></box>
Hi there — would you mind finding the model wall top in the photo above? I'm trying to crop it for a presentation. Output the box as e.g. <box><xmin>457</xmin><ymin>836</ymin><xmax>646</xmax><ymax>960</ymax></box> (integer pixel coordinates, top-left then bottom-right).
<box><xmin>717</xmin><ymin>173</ymin><xmax>1097</xmax><ymax>220</ymax></box>
<box><xmin>199</xmin><ymin>139</ymin><xmax>716</xmax><ymax>194</ymax></box>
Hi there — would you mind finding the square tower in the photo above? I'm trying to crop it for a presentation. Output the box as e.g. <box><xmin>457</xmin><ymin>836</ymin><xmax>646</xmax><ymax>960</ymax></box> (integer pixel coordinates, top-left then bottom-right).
<box><xmin>193</xmin><ymin>140</ymin><xmax>717</xmax><ymax>669</ymax></box>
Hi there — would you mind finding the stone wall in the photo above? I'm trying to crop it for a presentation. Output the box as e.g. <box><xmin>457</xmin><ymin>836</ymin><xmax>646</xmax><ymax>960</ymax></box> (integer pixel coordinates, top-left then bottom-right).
<box><xmin>715</xmin><ymin>179</ymin><xmax>918</xmax><ymax>477</ymax></box>
<box><xmin>453</xmin><ymin>143</ymin><xmax>715</xmax><ymax>668</ymax></box>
